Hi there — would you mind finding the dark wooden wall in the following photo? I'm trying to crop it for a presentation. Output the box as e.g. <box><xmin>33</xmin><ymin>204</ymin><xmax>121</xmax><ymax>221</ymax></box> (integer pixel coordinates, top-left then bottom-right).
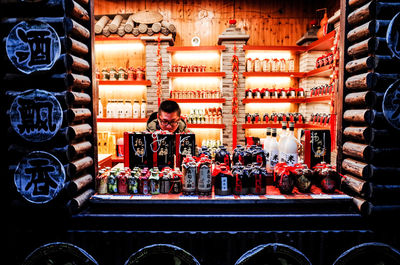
<box><xmin>94</xmin><ymin>0</ymin><xmax>339</xmax><ymax>46</ymax></box>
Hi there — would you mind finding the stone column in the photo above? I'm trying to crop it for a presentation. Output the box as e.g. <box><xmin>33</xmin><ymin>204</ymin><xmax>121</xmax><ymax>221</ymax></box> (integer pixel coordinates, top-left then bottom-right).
<box><xmin>218</xmin><ymin>23</ymin><xmax>249</xmax><ymax>152</ymax></box>
<box><xmin>144</xmin><ymin>37</ymin><xmax>172</xmax><ymax>116</ymax></box>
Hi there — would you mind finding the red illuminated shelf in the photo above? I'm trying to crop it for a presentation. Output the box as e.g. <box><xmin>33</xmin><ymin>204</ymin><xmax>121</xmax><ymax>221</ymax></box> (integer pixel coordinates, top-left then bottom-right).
<box><xmin>167</xmin><ymin>72</ymin><xmax>226</xmax><ymax>77</ymax></box>
<box><xmin>98</xmin><ymin>80</ymin><xmax>152</xmax><ymax>86</ymax></box>
<box><xmin>304</xmin><ymin>65</ymin><xmax>333</xmax><ymax>77</ymax></box>
<box><xmin>243</xmin><ymin>45</ymin><xmax>307</xmax><ymax>52</ymax></box>
<box><xmin>306</xmin><ymin>30</ymin><xmax>336</xmax><ymax>52</ymax></box>
<box><xmin>242</xmin><ymin>123</ymin><xmax>330</xmax><ymax>129</ymax></box>
<box><xmin>242</xmin><ymin>98</ymin><xmax>305</xmax><ymax>104</ymax></box>
<box><xmin>168</xmin><ymin>98</ymin><xmax>226</xmax><ymax>103</ymax></box>
<box><xmin>243</xmin><ymin>72</ymin><xmax>306</xmax><ymax>78</ymax></box>
<box><xmin>112</xmin><ymin>156</ymin><xmax>124</xmax><ymax>163</ymax></box>
<box><xmin>167</xmin><ymin>45</ymin><xmax>226</xmax><ymax>52</ymax></box>
<box><xmin>304</xmin><ymin>95</ymin><xmax>332</xmax><ymax>103</ymax></box>
<box><xmin>97</xmin><ymin>118</ymin><xmax>147</xmax><ymax>123</ymax></box>
<box><xmin>187</xmin><ymin>124</ymin><xmax>225</xmax><ymax>129</ymax></box>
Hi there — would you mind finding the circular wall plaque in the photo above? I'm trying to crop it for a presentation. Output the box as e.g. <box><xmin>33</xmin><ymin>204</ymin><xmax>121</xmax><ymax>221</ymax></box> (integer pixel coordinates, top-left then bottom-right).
<box><xmin>6</xmin><ymin>20</ymin><xmax>61</xmax><ymax>74</ymax></box>
<box><xmin>383</xmin><ymin>79</ymin><xmax>400</xmax><ymax>131</ymax></box>
<box><xmin>14</xmin><ymin>151</ymin><xmax>66</xmax><ymax>204</ymax></box>
<box><xmin>387</xmin><ymin>12</ymin><xmax>400</xmax><ymax>60</ymax></box>
<box><xmin>9</xmin><ymin>89</ymin><xmax>63</xmax><ymax>142</ymax></box>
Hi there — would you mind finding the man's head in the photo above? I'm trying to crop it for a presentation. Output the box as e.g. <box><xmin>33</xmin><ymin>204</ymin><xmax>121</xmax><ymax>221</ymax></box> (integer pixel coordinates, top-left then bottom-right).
<box><xmin>157</xmin><ymin>100</ymin><xmax>181</xmax><ymax>132</ymax></box>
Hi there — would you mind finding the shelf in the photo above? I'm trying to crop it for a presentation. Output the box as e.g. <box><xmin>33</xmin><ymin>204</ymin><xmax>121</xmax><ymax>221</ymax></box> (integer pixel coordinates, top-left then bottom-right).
<box><xmin>97</xmin><ymin>118</ymin><xmax>147</xmax><ymax>123</ymax></box>
<box><xmin>304</xmin><ymin>65</ymin><xmax>333</xmax><ymax>77</ymax></box>
<box><xmin>242</xmin><ymin>98</ymin><xmax>305</xmax><ymax>104</ymax></box>
<box><xmin>304</xmin><ymin>95</ymin><xmax>332</xmax><ymax>103</ymax></box>
<box><xmin>187</xmin><ymin>124</ymin><xmax>225</xmax><ymax>129</ymax></box>
<box><xmin>242</xmin><ymin>123</ymin><xmax>330</xmax><ymax>130</ymax></box>
<box><xmin>243</xmin><ymin>72</ymin><xmax>305</xmax><ymax>78</ymax></box>
<box><xmin>305</xmin><ymin>30</ymin><xmax>336</xmax><ymax>52</ymax></box>
<box><xmin>98</xmin><ymin>80</ymin><xmax>152</xmax><ymax>86</ymax></box>
<box><xmin>243</xmin><ymin>45</ymin><xmax>307</xmax><ymax>53</ymax></box>
<box><xmin>167</xmin><ymin>72</ymin><xmax>226</xmax><ymax>78</ymax></box>
<box><xmin>167</xmin><ymin>45</ymin><xmax>226</xmax><ymax>52</ymax></box>
<box><xmin>168</xmin><ymin>98</ymin><xmax>226</xmax><ymax>103</ymax></box>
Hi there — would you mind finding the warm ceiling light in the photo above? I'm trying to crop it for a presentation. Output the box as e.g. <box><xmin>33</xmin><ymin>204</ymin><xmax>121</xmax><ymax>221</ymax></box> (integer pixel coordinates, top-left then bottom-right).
<box><xmin>95</xmin><ymin>41</ymin><xmax>145</xmax><ymax>52</ymax></box>
<box><xmin>173</xmin><ymin>51</ymin><xmax>220</xmax><ymax>61</ymax></box>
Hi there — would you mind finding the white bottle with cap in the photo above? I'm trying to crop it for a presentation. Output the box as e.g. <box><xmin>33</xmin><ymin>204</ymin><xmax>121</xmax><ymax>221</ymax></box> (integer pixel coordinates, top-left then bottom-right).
<box><xmin>124</xmin><ymin>100</ymin><xmax>132</xmax><ymax>118</ymax></box>
<box><xmin>140</xmin><ymin>100</ymin><xmax>147</xmax><ymax>118</ymax></box>
<box><xmin>132</xmin><ymin>100</ymin><xmax>140</xmax><ymax>119</ymax></box>
<box><xmin>267</xmin><ymin>128</ymin><xmax>279</xmax><ymax>174</ymax></box>
<box><xmin>283</xmin><ymin>122</ymin><xmax>298</xmax><ymax>166</ymax></box>
<box><xmin>98</xmin><ymin>98</ymin><xmax>103</xmax><ymax>118</ymax></box>
<box><xmin>278</xmin><ymin>121</ymin><xmax>288</xmax><ymax>163</ymax></box>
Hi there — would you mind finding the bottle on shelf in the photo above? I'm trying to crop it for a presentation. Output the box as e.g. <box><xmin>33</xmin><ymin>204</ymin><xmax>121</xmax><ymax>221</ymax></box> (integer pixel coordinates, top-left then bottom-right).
<box><xmin>132</xmin><ymin>100</ymin><xmax>140</xmax><ymax>119</ymax></box>
<box><xmin>124</xmin><ymin>100</ymin><xmax>132</xmax><ymax>118</ymax></box>
<box><xmin>117</xmin><ymin>100</ymin><xmax>124</xmax><ymax>118</ymax></box>
<box><xmin>106</xmin><ymin>99</ymin><xmax>114</xmax><ymax>118</ymax></box>
<box><xmin>267</xmin><ymin>128</ymin><xmax>279</xmax><ymax>174</ymax></box>
<box><xmin>140</xmin><ymin>100</ymin><xmax>147</xmax><ymax>118</ymax></box>
<box><xmin>98</xmin><ymin>98</ymin><xmax>103</xmax><ymax>118</ymax></box>
<box><xmin>263</xmin><ymin>127</ymin><xmax>272</xmax><ymax>164</ymax></box>
<box><xmin>278</xmin><ymin>121</ymin><xmax>288</xmax><ymax>163</ymax></box>
<box><xmin>282</xmin><ymin>122</ymin><xmax>299</xmax><ymax>166</ymax></box>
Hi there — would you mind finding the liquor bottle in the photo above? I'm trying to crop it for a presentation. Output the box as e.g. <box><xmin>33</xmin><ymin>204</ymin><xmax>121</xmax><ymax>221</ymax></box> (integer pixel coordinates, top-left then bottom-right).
<box><xmin>282</xmin><ymin>122</ymin><xmax>298</xmax><ymax>166</ymax></box>
<box><xmin>263</xmin><ymin>127</ymin><xmax>272</xmax><ymax>165</ymax></box>
<box><xmin>267</xmin><ymin>128</ymin><xmax>279</xmax><ymax>174</ymax></box>
<box><xmin>98</xmin><ymin>98</ymin><xmax>103</xmax><ymax>118</ymax></box>
<box><xmin>124</xmin><ymin>100</ymin><xmax>132</xmax><ymax>118</ymax></box>
<box><xmin>132</xmin><ymin>100</ymin><xmax>140</xmax><ymax>119</ymax></box>
<box><xmin>278</xmin><ymin>121</ymin><xmax>288</xmax><ymax>163</ymax></box>
<box><xmin>107</xmin><ymin>170</ymin><xmax>118</xmax><ymax>194</ymax></box>
<box><xmin>140</xmin><ymin>100</ymin><xmax>147</xmax><ymax>118</ymax></box>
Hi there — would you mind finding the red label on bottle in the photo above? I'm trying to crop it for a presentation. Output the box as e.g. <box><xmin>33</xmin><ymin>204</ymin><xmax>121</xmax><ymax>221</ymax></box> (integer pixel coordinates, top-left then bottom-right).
<box><xmin>224</xmin><ymin>154</ymin><xmax>230</xmax><ymax>166</ymax></box>
<box><xmin>239</xmin><ymin>155</ymin><xmax>244</xmax><ymax>165</ymax></box>
<box><xmin>235</xmin><ymin>174</ymin><xmax>242</xmax><ymax>192</ymax></box>
<box><xmin>256</xmin><ymin>154</ymin><xmax>263</xmax><ymax>165</ymax></box>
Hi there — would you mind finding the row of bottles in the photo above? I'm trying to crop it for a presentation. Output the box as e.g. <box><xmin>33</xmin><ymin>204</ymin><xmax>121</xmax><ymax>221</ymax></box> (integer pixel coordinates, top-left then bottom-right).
<box><xmin>98</xmin><ymin>99</ymin><xmax>147</xmax><ymax>119</ymax></box>
<box><xmin>264</xmin><ymin>122</ymin><xmax>299</xmax><ymax>172</ymax></box>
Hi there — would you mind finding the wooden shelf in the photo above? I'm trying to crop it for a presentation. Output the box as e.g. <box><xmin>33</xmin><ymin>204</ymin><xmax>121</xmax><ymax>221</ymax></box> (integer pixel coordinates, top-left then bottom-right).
<box><xmin>243</xmin><ymin>45</ymin><xmax>307</xmax><ymax>53</ymax></box>
<box><xmin>98</xmin><ymin>80</ymin><xmax>152</xmax><ymax>86</ymax></box>
<box><xmin>167</xmin><ymin>72</ymin><xmax>226</xmax><ymax>78</ymax></box>
<box><xmin>243</xmin><ymin>72</ymin><xmax>305</xmax><ymax>78</ymax></box>
<box><xmin>95</xmin><ymin>35</ymin><xmax>142</xmax><ymax>41</ymax></box>
<box><xmin>167</xmin><ymin>45</ymin><xmax>226</xmax><ymax>52</ymax></box>
<box><xmin>187</xmin><ymin>124</ymin><xmax>225</xmax><ymax>129</ymax></box>
<box><xmin>305</xmin><ymin>30</ymin><xmax>336</xmax><ymax>52</ymax></box>
<box><xmin>242</xmin><ymin>123</ymin><xmax>330</xmax><ymax>130</ymax></box>
<box><xmin>168</xmin><ymin>98</ymin><xmax>226</xmax><ymax>103</ymax></box>
<box><xmin>304</xmin><ymin>95</ymin><xmax>332</xmax><ymax>103</ymax></box>
<box><xmin>97</xmin><ymin>118</ymin><xmax>147</xmax><ymax>123</ymax></box>
<box><xmin>304</xmin><ymin>65</ymin><xmax>333</xmax><ymax>77</ymax></box>
<box><xmin>242</xmin><ymin>98</ymin><xmax>305</xmax><ymax>104</ymax></box>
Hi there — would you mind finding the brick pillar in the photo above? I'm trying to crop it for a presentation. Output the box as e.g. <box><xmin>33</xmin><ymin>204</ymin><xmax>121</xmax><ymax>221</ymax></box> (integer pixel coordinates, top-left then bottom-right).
<box><xmin>145</xmin><ymin>40</ymin><xmax>171</xmax><ymax>116</ymax></box>
<box><xmin>220</xmin><ymin>41</ymin><xmax>247</xmax><ymax>152</ymax></box>
<box><xmin>218</xmin><ymin>23</ymin><xmax>249</xmax><ymax>152</ymax></box>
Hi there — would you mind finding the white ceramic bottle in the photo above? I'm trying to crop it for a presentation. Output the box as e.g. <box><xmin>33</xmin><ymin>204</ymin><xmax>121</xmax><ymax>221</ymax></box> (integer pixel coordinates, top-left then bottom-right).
<box><xmin>140</xmin><ymin>100</ymin><xmax>147</xmax><ymax>118</ymax></box>
<box><xmin>278</xmin><ymin>121</ymin><xmax>288</xmax><ymax>163</ymax></box>
<box><xmin>132</xmin><ymin>100</ymin><xmax>140</xmax><ymax>119</ymax></box>
<box><xmin>283</xmin><ymin>122</ymin><xmax>298</xmax><ymax>166</ymax></box>
<box><xmin>267</xmin><ymin>128</ymin><xmax>279</xmax><ymax>174</ymax></box>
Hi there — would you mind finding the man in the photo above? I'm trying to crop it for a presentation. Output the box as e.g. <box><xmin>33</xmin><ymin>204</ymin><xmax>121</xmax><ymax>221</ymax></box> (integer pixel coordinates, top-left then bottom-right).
<box><xmin>146</xmin><ymin>100</ymin><xmax>189</xmax><ymax>133</ymax></box>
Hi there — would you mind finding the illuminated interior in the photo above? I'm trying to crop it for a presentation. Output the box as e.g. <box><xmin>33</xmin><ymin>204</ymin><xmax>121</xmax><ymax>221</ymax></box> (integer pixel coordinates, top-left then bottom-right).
<box><xmin>171</xmin><ymin>51</ymin><xmax>221</xmax><ymax>72</ymax></box>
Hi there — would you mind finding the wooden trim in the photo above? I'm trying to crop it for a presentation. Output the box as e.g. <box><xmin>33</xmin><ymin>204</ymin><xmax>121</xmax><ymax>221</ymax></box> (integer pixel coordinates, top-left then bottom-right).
<box><xmin>304</xmin><ymin>95</ymin><xmax>332</xmax><ymax>103</ymax></box>
<box><xmin>95</xmin><ymin>35</ymin><xmax>142</xmax><ymax>41</ymax></box>
<box><xmin>167</xmin><ymin>72</ymin><xmax>226</xmax><ymax>77</ymax></box>
<box><xmin>98</xmin><ymin>80</ymin><xmax>152</xmax><ymax>86</ymax></box>
<box><xmin>167</xmin><ymin>45</ymin><xmax>226</xmax><ymax>52</ymax></box>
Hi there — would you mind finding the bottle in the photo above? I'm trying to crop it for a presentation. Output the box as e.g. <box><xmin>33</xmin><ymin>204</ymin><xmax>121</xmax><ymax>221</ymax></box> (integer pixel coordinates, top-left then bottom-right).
<box><xmin>278</xmin><ymin>121</ymin><xmax>288</xmax><ymax>163</ymax></box>
<box><xmin>140</xmin><ymin>100</ymin><xmax>147</xmax><ymax>118</ymax></box>
<box><xmin>106</xmin><ymin>99</ymin><xmax>112</xmax><ymax>118</ymax></box>
<box><xmin>263</xmin><ymin>128</ymin><xmax>272</xmax><ymax>164</ymax></box>
<box><xmin>283</xmin><ymin>122</ymin><xmax>298</xmax><ymax>166</ymax></box>
<box><xmin>267</xmin><ymin>128</ymin><xmax>279</xmax><ymax>174</ymax></box>
<box><xmin>98</xmin><ymin>98</ymin><xmax>103</xmax><ymax>118</ymax></box>
<box><xmin>124</xmin><ymin>100</ymin><xmax>132</xmax><ymax>118</ymax></box>
<box><xmin>132</xmin><ymin>100</ymin><xmax>140</xmax><ymax>119</ymax></box>
<box><xmin>117</xmin><ymin>100</ymin><xmax>124</xmax><ymax>118</ymax></box>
